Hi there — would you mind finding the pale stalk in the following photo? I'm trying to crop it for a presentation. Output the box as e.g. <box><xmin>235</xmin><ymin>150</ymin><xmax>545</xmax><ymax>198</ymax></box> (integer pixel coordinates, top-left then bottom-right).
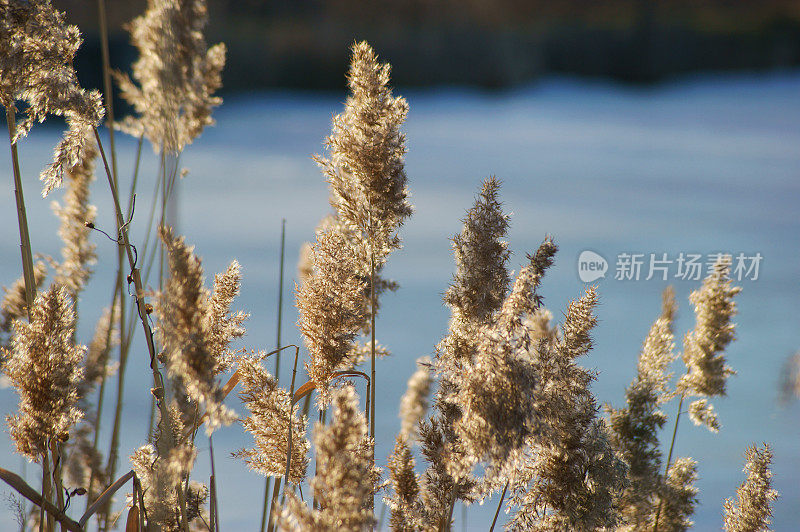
<box><xmin>369</xmin><ymin>253</ymin><xmax>376</xmax><ymax>441</ymax></box>
<box><xmin>50</xmin><ymin>441</ymin><xmax>65</xmax><ymax>532</ymax></box>
<box><xmin>258</xmin><ymin>478</ymin><xmax>272</xmax><ymax>532</ymax></box>
<box><xmin>5</xmin><ymin>107</ymin><xmax>36</xmax><ymax>320</ymax></box>
<box><xmin>96</xmin><ymin>0</ymin><xmax>118</xmax><ymax>185</ymax></box>
<box><xmin>176</xmin><ymin>482</ymin><xmax>189</xmax><ymax>532</ymax></box>
<box><xmin>489</xmin><ymin>481</ymin><xmax>509</xmax><ymax>532</ymax></box>
<box><xmin>209</xmin><ymin>436</ymin><xmax>220</xmax><ymax>532</ymax></box>
<box><xmin>653</xmin><ymin>393</ymin><xmax>685</xmax><ymax>532</ymax></box>
<box><xmin>39</xmin><ymin>450</ymin><xmax>49</xmax><ymax>532</ymax></box>
<box><xmin>260</xmin><ymin>220</ymin><xmax>286</xmax><ymax>531</ymax></box>
<box><xmin>280</xmin><ymin>347</ymin><xmax>300</xmax><ymax>506</ymax></box>
<box><xmin>266</xmin><ymin>478</ymin><xmax>281</xmax><ymax>532</ymax></box>
<box><xmin>94</xmin><ymin>7</ymin><xmax>129</xmax><ymax>515</ymax></box>
<box><xmin>93</xmin><ymin>127</ymin><xmax>174</xmax><ymax>514</ymax></box>
<box><xmin>440</xmin><ymin>487</ymin><xmax>457</xmax><ymax>532</ymax></box>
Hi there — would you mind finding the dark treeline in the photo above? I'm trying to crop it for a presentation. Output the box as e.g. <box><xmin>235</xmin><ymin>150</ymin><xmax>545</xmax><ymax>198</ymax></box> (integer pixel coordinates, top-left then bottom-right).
<box><xmin>59</xmin><ymin>0</ymin><xmax>800</xmax><ymax>93</ymax></box>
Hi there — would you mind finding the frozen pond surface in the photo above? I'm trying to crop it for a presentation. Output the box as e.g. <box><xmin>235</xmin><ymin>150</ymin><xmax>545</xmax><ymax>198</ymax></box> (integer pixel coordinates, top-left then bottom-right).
<box><xmin>1</xmin><ymin>71</ymin><xmax>799</xmax><ymax>530</ymax></box>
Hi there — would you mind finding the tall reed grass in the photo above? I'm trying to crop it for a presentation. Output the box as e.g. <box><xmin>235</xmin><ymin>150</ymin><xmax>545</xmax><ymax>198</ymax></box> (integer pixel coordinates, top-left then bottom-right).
<box><xmin>0</xmin><ymin>1</ymin><xmax>781</xmax><ymax>531</ymax></box>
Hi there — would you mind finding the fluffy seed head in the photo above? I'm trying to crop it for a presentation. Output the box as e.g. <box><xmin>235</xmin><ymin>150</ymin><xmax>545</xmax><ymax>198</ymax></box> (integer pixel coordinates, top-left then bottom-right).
<box><xmin>2</xmin><ymin>285</ymin><xmax>85</xmax><ymax>461</ymax></box>
<box><xmin>297</xmin><ymin>229</ymin><xmax>366</xmax><ymax>404</ymax></box>
<box><xmin>399</xmin><ymin>357</ymin><xmax>432</xmax><ymax>442</ymax></box>
<box><xmin>279</xmin><ymin>386</ymin><xmax>378</xmax><ymax>531</ymax></box>
<box><xmin>317</xmin><ymin>41</ymin><xmax>412</xmax><ymax>267</ymax></box>
<box><xmin>115</xmin><ymin>0</ymin><xmax>226</xmax><ymax>153</ymax></box>
<box><xmin>723</xmin><ymin>444</ymin><xmax>778</xmax><ymax>532</ymax></box>
<box><xmin>157</xmin><ymin>227</ymin><xmax>240</xmax><ymax>433</ymax></box>
<box><xmin>678</xmin><ymin>255</ymin><xmax>740</xmax><ymax>398</ymax></box>
<box><xmin>234</xmin><ymin>354</ymin><xmax>309</xmax><ymax>484</ymax></box>
<box><xmin>0</xmin><ymin>0</ymin><xmax>104</xmax><ymax>195</ymax></box>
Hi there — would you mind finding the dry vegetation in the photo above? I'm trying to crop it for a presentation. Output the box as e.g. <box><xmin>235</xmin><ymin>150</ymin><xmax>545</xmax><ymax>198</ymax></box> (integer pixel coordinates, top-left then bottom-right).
<box><xmin>0</xmin><ymin>1</ymin><xmax>781</xmax><ymax>531</ymax></box>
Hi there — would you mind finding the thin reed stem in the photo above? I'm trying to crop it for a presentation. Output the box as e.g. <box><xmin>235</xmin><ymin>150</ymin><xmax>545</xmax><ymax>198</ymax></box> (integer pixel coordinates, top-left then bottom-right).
<box><xmin>176</xmin><ymin>482</ymin><xmax>189</xmax><ymax>532</ymax></box>
<box><xmin>49</xmin><ymin>441</ymin><xmax>65</xmax><ymax>532</ymax></box>
<box><xmin>439</xmin><ymin>487</ymin><xmax>457</xmax><ymax>532</ymax></box>
<box><xmin>266</xmin><ymin>478</ymin><xmax>281</xmax><ymax>532</ymax></box>
<box><xmin>39</xmin><ymin>450</ymin><xmax>48</xmax><ymax>532</ymax></box>
<box><xmin>96</xmin><ymin>0</ymin><xmax>118</xmax><ymax>186</ymax></box>
<box><xmin>275</xmin><ymin>219</ymin><xmax>285</xmax><ymax>379</ymax></box>
<box><xmin>209</xmin><ymin>436</ymin><xmax>220</xmax><ymax>532</ymax></box>
<box><xmin>93</xmin><ymin>128</ymin><xmax>174</xmax><ymax>511</ymax></box>
<box><xmin>261</xmin><ymin>220</ymin><xmax>288</xmax><ymax>531</ymax></box>
<box><xmin>653</xmin><ymin>393</ymin><xmax>685</xmax><ymax>532</ymax></box>
<box><xmin>282</xmin><ymin>348</ymin><xmax>300</xmax><ymax>500</ymax></box>
<box><xmin>5</xmin><ymin>107</ymin><xmax>36</xmax><ymax>321</ymax></box>
<box><xmin>489</xmin><ymin>481</ymin><xmax>509</xmax><ymax>532</ymax></box>
<box><xmin>369</xmin><ymin>253</ymin><xmax>376</xmax><ymax>443</ymax></box>
<box><xmin>259</xmin><ymin>479</ymin><xmax>272</xmax><ymax>532</ymax></box>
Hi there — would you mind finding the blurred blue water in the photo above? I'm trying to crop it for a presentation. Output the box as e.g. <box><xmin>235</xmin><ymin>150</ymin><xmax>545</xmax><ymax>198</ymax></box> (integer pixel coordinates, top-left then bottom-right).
<box><xmin>1</xmin><ymin>71</ymin><xmax>798</xmax><ymax>530</ymax></box>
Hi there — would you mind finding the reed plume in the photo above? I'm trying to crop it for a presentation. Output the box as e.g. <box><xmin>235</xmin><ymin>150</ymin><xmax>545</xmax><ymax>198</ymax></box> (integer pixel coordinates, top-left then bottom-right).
<box><xmin>314</xmin><ymin>40</ymin><xmax>413</xmax><ymax>444</ymax></box>
<box><xmin>442</xmin><ymin>177</ymin><xmax>510</xmax><ymax>333</ymax></box>
<box><xmin>399</xmin><ymin>357</ymin><xmax>432</xmax><ymax>442</ymax></box>
<box><xmin>115</xmin><ymin>0</ymin><xmax>226</xmax><ymax>153</ymax></box>
<box><xmin>678</xmin><ymin>255</ymin><xmax>740</xmax><ymax>431</ymax></box>
<box><xmin>1</xmin><ymin>262</ymin><xmax>47</xmax><ymax>349</ymax></box>
<box><xmin>317</xmin><ymin>41</ymin><xmax>412</xmax><ymax>270</ymax></box>
<box><xmin>414</xmin><ymin>179</ymin><xmax>511</xmax><ymax>522</ymax></box>
<box><xmin>606</xmin><ymin>287</ymin><xmax>678</xmax><ymax>529</ymax></box>
<box><xmin>507</xmin><ymin>287</ymin><xmax>626</xmax><ymax>531</ymax></box>
<box><xmin>0</xmin><ymin>0</ymin><xmax>104</xmax><ymax>196</ymax></box>
<box><xmin>2</xmin><ymin>285</ymin><xmax>85</xmax><ymax>461</ymax></box>
<box><xmin>723</xmin><ymin>444</ymin><xmax>778</xmax><ymax>532</ymax></box>
<box><xmin>234</xmin><ymin>354</ymin><xmax>310</xmax><ymax>484</ymax></box>
<box><xmin>130</xmin><ymin>404</ymin><xmax>199</xmax><ymax>531</ymax></box>
<box><xmin>451</xmin><ymin>238</ymin><xmax>556</xmax><ymax>476</ymax></box>
<box><xmin>280</xmin><ymin>386</ymin><xmax>378</xmax><ymax>531</ymax></box>
<box><xmin>386</xmin><ymin>435</ymin><xmax>426</xmax><ymax>530</ymax></box>
<box><xmin>157</xmin><ymin>227</ymin><xmax>241</xmax><ymax>433</ymax></box>
<box><xmin>51</xmin><ymin>134</ymin><xmax>98</xmax><ymax>300</ymax></box>
<box><xmin>659</xmin><ymin>458</ymin><xmax>698</xmax><ymax>532</ymax></box>
<box><xmin>296</xmin><ymin>229</ymin><xmax>366</xmax><ymax>405</ymax></box>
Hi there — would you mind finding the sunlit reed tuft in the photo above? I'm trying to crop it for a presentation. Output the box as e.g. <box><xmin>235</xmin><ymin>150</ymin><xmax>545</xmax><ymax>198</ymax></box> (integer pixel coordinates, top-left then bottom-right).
<box><xmin>399</xmin><ymin>357</ymin><xmax>432</xmax><ymax>442</ymax></box>
<box><xmin>280</xmin><ymin>386</ymin><xmax>378</xmax><ymax>531</ymax></box>
<box><xmin>723</xmin><ymin>444</ymin><xmax>778</xmax><ymax>532</ymax></box>
<box><xmin>2</xmin><ymin>285</ymin><xmax>85</xmax><ymax>461</ymax></box>
<box><xmin>508</xmin><ymin>287</ymin><xmax>627</xmax><ymax>531</ymax></box>
<box><xmin>51</xmin><ymin>134</ymin><xmax>98</xmax><ymax>300</ymax></box>
<box><xmin>0</xmin><ymin>0</ymin><xmax>104</xmax><ymax>196</ymax></box>
<box><xmin>606</xmin><ymin>287</ymin><xmax>678</xmax><ymax>529</ymax></box>
<box><xmin>296</xmin><ymin>229</ymin><xmax>366</xmax><ymax>405</ymax></box>
<box><xmin>678</xmin><ymin>256</ymin><xmax>740</xmax><ymax>414</ymax></box>
<box><xmin>235</xmin><ymin>354</ymin><xmax>310</xmax><ymax>484</ymax></box>
<box><xmin>1</xmin><ymin>261</ymin><xmax>47</xmax><ymax>349</ymax></box>
<box><xmin>157</xmin><ymin>226</ymin><xmax>240</xmax><ymax>433</ymax></box>
<box><xmin>115</xmin><ymin>0</ymin><xmax>226</xmax><ymax>153</ymax></box>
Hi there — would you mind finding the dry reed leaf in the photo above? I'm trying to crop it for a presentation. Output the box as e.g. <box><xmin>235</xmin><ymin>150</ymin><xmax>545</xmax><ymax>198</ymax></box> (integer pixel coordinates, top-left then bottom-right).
<box><xmin>125</xmin><ymin>505</ymin><xmax>139</xmax><ymax>532</ymax></box>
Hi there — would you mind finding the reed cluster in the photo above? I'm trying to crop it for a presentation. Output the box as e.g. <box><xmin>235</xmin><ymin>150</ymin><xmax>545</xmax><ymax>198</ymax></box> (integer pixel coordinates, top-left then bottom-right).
<box><xmin>0</xmin><ymin>1</ymin><xmax>781</xmax><ymax>531</ymax></box>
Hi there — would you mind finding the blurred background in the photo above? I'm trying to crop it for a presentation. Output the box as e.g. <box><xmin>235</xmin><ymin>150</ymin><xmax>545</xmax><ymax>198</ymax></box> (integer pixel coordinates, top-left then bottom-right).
<box><xmin>1</xmin><ymin>1</ymin><xmax>799</xmax><ymax>531</ymax></box>
<box><xmin>58</xmin><ymin>0</ymin><xmax>800</xmax><ymax>90</ymax></box>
